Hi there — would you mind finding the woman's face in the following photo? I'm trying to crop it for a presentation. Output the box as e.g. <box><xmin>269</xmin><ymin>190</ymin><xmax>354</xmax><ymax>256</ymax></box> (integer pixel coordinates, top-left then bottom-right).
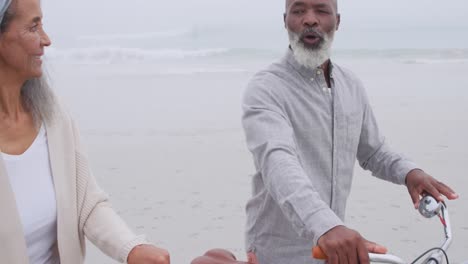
<box><xmin>0</xmin><ymin>0</ymin><xmax>51</xmax><ymax>80</ymax></box>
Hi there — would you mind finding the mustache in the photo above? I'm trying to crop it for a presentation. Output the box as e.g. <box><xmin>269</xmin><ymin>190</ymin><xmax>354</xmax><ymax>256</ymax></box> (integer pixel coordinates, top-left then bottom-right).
<box><xmin>300</xmin><ymin>28</ymin><xmax>325</xmax><ymax>40</ymax></box>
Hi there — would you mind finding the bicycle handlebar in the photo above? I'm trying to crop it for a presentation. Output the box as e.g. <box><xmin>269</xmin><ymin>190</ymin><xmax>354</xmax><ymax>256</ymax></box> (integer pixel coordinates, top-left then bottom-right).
<box><xmin>312</xmin><ymin>246</ymin><xmax>406</xmax><ymax>264</ymax></box>
<box><xmin>311</xmin><ymin>195</ymin><xmax>451</xmax><ymax>264</ymax></box>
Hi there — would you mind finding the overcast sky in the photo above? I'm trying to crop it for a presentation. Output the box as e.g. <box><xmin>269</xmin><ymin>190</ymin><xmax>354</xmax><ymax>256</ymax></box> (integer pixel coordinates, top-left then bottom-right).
<box><xmin>42</xmin><ymin>0</ymin><xmax>468</xmax><ymax>49</ymax></box>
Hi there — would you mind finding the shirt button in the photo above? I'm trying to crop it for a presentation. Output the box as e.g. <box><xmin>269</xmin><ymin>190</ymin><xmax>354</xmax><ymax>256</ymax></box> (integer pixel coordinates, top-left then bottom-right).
<box><xmin>317</xmin><ymin>70</ymin><xmax>322</xmax><ymax>75</ymax></box>
<box><xmin>310</xmin><ymin>77</ymin><xmax>314</xmax><ymax>81</ymax></box>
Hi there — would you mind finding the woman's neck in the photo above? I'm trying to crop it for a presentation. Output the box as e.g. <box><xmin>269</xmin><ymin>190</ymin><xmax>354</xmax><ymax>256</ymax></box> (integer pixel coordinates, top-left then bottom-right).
<box><xmin>0</xmin><ymin>70</ymin><xmax>27</xmax><ymax>121</ymax></box>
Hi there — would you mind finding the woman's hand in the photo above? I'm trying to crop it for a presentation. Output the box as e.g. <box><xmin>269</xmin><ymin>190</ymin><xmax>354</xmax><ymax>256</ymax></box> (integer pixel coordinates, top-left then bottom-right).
<box><xmin>191</xmin><ymin>249</ymin><xmax>249</xmax><ymax>264</ymax></box>
<box><xmin>127</xmin><ymin>244</ymin><xmax>170</xmax><ymax>264</ymax></box>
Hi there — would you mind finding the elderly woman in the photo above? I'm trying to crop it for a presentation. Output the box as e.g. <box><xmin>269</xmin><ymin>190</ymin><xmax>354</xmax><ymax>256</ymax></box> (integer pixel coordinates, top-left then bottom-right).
<box><xmin>0</xmin><ymin>0</ymin><xmax>170</xmax><ymax>263</ymax></box>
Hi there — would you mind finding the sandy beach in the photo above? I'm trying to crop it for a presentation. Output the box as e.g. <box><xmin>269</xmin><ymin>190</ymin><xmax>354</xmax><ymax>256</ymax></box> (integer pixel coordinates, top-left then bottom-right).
<box><xmin>46</xmin><ymin>53</ymin><xmax>468</xmax><ymax>263</ymax></box>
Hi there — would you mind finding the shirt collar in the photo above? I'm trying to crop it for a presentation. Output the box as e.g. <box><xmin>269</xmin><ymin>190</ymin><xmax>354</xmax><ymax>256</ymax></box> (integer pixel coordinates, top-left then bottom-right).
<box><xmin>283</xmin><ymin>48</ymin><xmax>335</xmax><ymax>80</ymax></box>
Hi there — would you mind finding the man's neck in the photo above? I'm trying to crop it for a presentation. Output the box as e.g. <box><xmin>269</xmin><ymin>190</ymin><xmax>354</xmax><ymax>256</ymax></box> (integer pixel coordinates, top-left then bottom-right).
<box><xmin>320</xmin><ymin>60</ymin><xmax>332</xmax><ymax>88</ymax></box>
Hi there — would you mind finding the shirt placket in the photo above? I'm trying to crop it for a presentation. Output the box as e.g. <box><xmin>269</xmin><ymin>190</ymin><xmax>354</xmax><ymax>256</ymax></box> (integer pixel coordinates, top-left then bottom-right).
<box><xmin>330</xmin><ymin>72</ymin><xmax>340</xmax><ymax>211</ymax></box>
<box><xmin>314</xmin><ymin>68</ymin><xmax>336</xmax><ymax>206</ymax></box>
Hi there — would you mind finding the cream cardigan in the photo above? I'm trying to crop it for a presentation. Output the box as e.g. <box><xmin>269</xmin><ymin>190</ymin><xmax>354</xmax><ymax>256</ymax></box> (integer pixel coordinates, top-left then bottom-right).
<box><xmin>0</xmin><ymin>105</ymin><xmax>148</xmax><ymax>263</ymax></box>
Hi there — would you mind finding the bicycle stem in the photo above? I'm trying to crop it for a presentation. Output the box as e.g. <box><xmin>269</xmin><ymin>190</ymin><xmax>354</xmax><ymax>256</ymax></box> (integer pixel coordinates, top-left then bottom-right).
<box><xmin>424</xmin><ymin>204</ymin><xmax>452</xmax><ymax>264</ymax></box>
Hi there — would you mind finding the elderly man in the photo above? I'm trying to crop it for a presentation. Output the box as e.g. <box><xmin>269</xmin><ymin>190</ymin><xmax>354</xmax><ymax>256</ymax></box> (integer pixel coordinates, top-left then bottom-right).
<box><xmin>241</xmin><ymin>0</ymin><xmax>458</xmax><ymax>264</ymax></box>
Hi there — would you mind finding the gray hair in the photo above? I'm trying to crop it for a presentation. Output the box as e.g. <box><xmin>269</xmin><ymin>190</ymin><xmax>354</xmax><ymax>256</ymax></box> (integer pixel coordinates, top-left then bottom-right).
<box><xmin>1</xmin><ymin>1</ymin><xmax>57</xmax><ymax>126</ymax></box>
<box><xmin>21</xmin><ymin>76</ymin><xmax>57</xmax><ymax>126</ymax></box>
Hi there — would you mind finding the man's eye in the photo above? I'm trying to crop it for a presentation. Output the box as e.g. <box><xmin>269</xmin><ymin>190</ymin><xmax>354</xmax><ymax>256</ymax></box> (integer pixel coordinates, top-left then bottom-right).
<box><xmin>292</xmin><ymin>9</ymin><xmax>305</xmax><ymax>15</ymax></box>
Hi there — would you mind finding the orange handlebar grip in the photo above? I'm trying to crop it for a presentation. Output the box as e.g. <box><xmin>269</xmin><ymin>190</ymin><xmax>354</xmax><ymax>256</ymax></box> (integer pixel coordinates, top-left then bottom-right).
<box><xmin>312</xmin><ymin>246</ymin><xmax>328</xmax><ymax>260</ymax></box>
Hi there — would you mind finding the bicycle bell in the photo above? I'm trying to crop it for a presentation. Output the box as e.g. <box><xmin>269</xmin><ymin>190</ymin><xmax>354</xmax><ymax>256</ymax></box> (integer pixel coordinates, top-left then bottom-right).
<box><xmin>418</xmin><ymin>195</ymin><xmax>442</xmax><ymax>218</ymax></box>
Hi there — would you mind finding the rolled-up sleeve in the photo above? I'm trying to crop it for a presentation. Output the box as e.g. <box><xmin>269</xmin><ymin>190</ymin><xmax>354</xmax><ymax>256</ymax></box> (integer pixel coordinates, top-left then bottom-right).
<box><xmin>242</xmin><ymin>76</ymin><xmax>343</xmax><ymax>245</ymax></box>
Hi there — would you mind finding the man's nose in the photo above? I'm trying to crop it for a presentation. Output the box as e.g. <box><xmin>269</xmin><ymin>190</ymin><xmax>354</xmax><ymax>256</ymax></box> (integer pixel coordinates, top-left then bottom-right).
<box><xmin>303</xmin><ymin>10</ymin><xmax>319</xmax><ymax>27</ymax></box>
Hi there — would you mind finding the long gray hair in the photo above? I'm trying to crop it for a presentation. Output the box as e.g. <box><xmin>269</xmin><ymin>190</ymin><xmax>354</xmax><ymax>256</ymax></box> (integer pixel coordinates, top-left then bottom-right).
<box><xmin>1</xmin><ymin>1</ymin><xmax>56</xmax><ymax>126</ymax></box>
<box><xmin>21</xmin><ymin>77</ymin><xmax>57</xmax><ymax>126</ymax></box>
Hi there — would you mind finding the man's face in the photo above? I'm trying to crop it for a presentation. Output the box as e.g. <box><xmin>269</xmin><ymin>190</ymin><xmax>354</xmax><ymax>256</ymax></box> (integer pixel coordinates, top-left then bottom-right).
<box><xmin>284</xmin><ymin>0</ymin><xmax>340</xmax><ymax>50</ymax></box>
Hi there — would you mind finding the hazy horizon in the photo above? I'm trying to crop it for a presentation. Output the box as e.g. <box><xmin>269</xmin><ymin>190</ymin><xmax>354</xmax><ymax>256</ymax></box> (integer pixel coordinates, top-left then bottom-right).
<box><xmin>42</xmin><ymin>0</ymin><xmax>468</xmax><ymax>51</ymax></box>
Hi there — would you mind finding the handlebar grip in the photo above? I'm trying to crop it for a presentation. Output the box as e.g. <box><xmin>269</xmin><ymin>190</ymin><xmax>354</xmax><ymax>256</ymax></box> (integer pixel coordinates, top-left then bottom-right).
<box><xmin>312</xmin><ymin>246</ymin><xmax>327</xmax><ymax>260</ymax></box>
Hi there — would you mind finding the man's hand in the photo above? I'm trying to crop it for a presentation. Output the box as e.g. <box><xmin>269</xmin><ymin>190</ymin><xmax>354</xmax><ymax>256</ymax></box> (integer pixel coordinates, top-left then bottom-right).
<box><xmin>127</xmin><ymin>244</ymin><xmax>170</xmax><ymax>264</ymax></box>
<box><xmin>317</xmin><ymin>226</ymin><xmax>387</xmax><ymax>264</ymax></box>
<box><xmin>406</xmin><ymin>169</ymin><xmax>459</xmax><ymax>209</ymax></box>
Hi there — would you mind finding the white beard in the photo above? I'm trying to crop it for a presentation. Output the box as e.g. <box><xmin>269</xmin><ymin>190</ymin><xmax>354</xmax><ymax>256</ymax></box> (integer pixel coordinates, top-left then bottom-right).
<box><xmin>288</xmin><ymin>29</ymin><xmax>334</xmax><ymax>69</ymax></box>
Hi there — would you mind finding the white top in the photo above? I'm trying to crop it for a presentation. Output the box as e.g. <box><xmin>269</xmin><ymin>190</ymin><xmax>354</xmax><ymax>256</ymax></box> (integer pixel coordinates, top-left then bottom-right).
<box><xmin>2</xmin><ymin>125</ymin><xmax>60</xmax><ymax>264</ymax></box>
<box><xmin>0</xmin><ymin>108</ymin><xmax>148</xmax><ymax>263</ymax></box>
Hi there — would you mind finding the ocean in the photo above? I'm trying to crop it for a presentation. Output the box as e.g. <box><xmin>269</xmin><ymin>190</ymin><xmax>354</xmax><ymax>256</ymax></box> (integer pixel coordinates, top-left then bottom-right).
<box><xmin>42</xmin><ymin>26</ymin><xmax>468</xmax><ymax>264</ymax></box>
